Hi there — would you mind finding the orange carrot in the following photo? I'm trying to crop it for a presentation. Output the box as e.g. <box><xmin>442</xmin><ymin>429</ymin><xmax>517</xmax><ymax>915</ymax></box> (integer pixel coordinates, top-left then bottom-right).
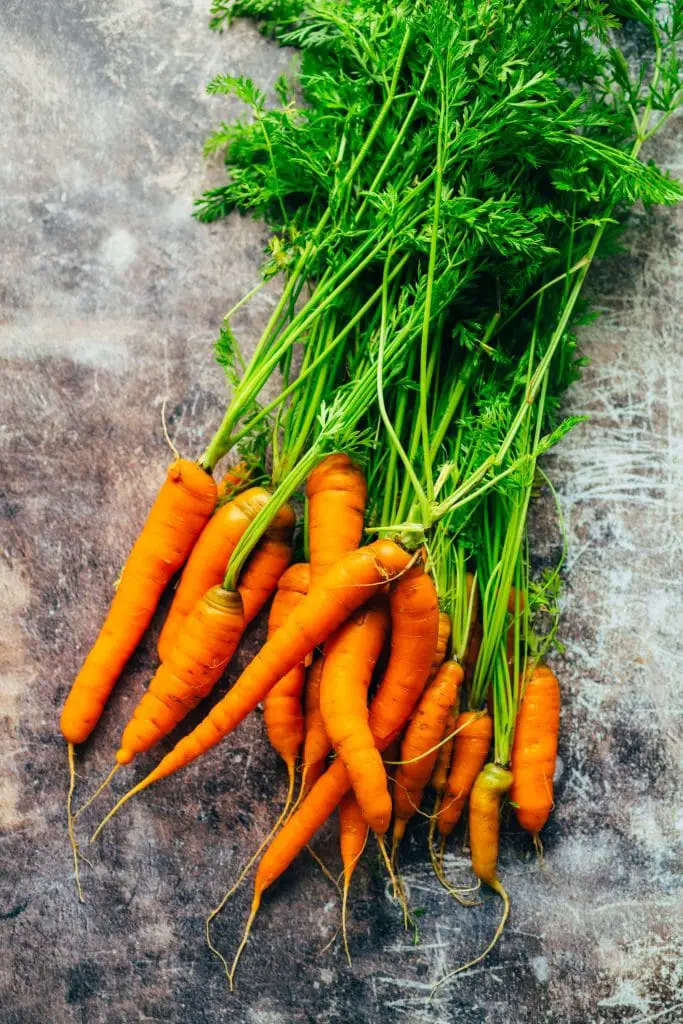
<box><xmin>301</xmin><ymin>656</ymin><xmax>329</xmax><ymax>794</ymax></box>
<box><xmin>237</xmin><ymin>504</ymin><xmax>296</xmax><ymax>624</ymax></box>
<box><xmin>116</xmin><ymin>586</ymin><xmax>245</xmax><ymax>765</ymax></box>
<box><xmin>437</xmin><ymin>711</ymin><xmax>493</xmax><ymax>836</ymax></box>
<box><xmin>319</xmin><ymin>596</ymin><xmax>391</xmax><ymax>833</ymax></box>
<box><xmin>430</xmin><ymin>612</ymin><xmax>451</xmax><ymax>680</ymax></box>
<box><xmin>216</xmin><ymin>461</ymin><xmax>252</xmax><ymax>501</ymax></box>
<box><xmin>392</xmin><ymin>660</ymin><xmax>463</xmax><ymax>846</ymax></box>
<box><xmin>157</xmin><ymin>486</ymin><xmax>271</xmax><ymax>660</ymax></box>
<box><xmin>510</xmin><ymin>664</ymin><xmax>560</xmax><ymax>836</ymax></box>
<box><xmin>61</xmin><ymin>459</ymin><xmax>217</xmax><ymax>745</ymax></box>
<box><xmin>92</xmin><ymin>539</ymin><xmax>413</xmax><ymax>836</ymax></box>
<box><xmin>430</xmin><ymin>709</ymin><xmax>457</xmax><ymax>798</ymax></box>
<box><xmin>262</xmin><ymin>564</ymin><xmax>311</xmax><ymax>777</ymax></box>
<box><xmin>339</xmin><ymin>792</ymin><xmax>368</xmax><ymax>965</ymax></box>
<box><xmin>306</xmin><ymin>454</ymin><xmax>367</xmax><ymax>583</ymax></box>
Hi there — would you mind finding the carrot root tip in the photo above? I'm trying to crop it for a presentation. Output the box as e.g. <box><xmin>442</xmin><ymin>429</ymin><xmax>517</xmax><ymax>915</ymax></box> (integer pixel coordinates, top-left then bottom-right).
<box><xmin>66</xmin><ymin>742</ymin><xmax>85</xmax><ymax>904</ymax></box>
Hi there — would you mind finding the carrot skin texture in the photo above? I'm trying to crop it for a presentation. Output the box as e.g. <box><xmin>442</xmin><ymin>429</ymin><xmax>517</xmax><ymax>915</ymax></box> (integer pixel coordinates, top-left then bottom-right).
<box><xmin>339</xmin><ymin>792</ymin><xmax>368</xmax><ymax>876</ymax></box>
<box><xmin>157</xmin><ymin>486</ymin><xmax>270</xmax><ymax>660</ymax></box>
<box><xmin>262</xmin><ymin>564</ymin><xmax>311</xmax><ymax>770</ymax></box>
<box><xmin>306</xmin><ymin>454</ymin><xmax>367</xmax><ymax>584</ymax></box>
<box><xmin>430</xmin><ymin>613</ymin><xmax>451</xmax><ymax>680</ymax></box>
<box><xmin>430</xmin><ymin>709</ymin><xmax>457</xmax><ymax>796</ymax></box>
<box><xmin>116</xmin><ymin>587</ymin><xmax>245</xmax><ymax>764</ymax></box>
<box><xmin>320</xmin><ymin>598</ymin><xmax>391</xmax><ymax>833</ymax></box>
<box><xmin>237</xmin><ymin>504</ymin><xmax>296</xmax><ymax>625</ymax></box>
<box><xmin>437</xmin><ymin>711</ymin><xmax>493</xmax><ymax>836</ymax></box>
<box><xmin>302</xmin><ymin>656</ymin><xmax>329</xmax><ymax>790</ymax></box>
<box><xmin>60</xmin><ymin>459</ymin><xmax>217</xmax><ymax>745</ymax></box>
<box><xmin>216</xmin><ymin>461</ymin><xmax>252</xmax><ymax>501</ymax></box>
<box><xmin>253</xmin><ymin>563</ymin><xmax>439</xmax><ymax>892</ymax></box>
<box><xmin>469</xmin><ymin>763</ymin><xmax>513</xmax><ymax>885</ymax></box>
<box><xmin>393</xmin><ymin>660</ymin><xmax>463</xmax><ymax>841</ymax></box>
<box><xmin>510</xmin><ymin>665</ymin><xmax>560</xmax><ymax>835</ymax></box>
<box><xmin>140</xmin><ymin>540</ymin><xmax>413</xmax><ymax>787</ymax></box>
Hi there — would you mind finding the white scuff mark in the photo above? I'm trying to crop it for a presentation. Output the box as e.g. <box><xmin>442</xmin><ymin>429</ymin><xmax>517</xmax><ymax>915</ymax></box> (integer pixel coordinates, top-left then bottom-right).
<box><xmin>597</xmin><ymin>978</ymin><xmax>649</xmax><ymax>1012</ymax></box>
<box><xmin>100</xmin><ymin>227</ymin><xmax>138</xmax><ymax>272</ymax></box>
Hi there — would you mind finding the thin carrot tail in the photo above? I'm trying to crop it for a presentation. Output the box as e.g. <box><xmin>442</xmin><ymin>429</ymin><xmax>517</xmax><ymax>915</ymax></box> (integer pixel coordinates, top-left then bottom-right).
<box><xmin>74</xmin><ymin>763</ymin><xmax>121</xmax><ymax>821</ymax></box>
<box><xmin>206</xmin><ymin>768</ymin><xmax>295</xmax><ymax>979</ymax></box>
<box><xmin>66</xmin><ymin>743</ymin><xmax>85</xmax><ymax>903</ymax></box>
<box><xmin>90</xmin><ymin>768</ymin><xmax>162</xmax><ymax>843</ymax></box>
<box><xmin>306</xmin><ymin>845</ymin><xmax>340</xmax><ymax>892</ymax></box>
<box><xmin>429</xmin><ymin>878</ymin><xmax>510</xmax><ymax>999</ymax></box>
<box><xmin>228</xmin><ymin>891</ymin><xmax>262</xmax><ymax>992</ymax></box>
<box><xmin>341</xmin><ymin>876</ymin><xmax>353</xmax><ymax>966</ymax></box>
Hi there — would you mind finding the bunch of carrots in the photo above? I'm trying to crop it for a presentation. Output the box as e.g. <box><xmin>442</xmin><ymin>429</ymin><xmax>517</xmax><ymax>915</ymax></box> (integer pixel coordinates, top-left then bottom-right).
<box><xmin>58</xmin><ymin>0</ymin><xmax>683</xmax><ymax>994</ymax></box>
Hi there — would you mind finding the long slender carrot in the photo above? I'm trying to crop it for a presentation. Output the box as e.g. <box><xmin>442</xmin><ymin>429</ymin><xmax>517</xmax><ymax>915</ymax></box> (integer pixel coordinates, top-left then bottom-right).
<box><xmin>338</xmin><ymin>792</ymin><xmax>368</xmax><ymax>965</ymax></box>
<box><xmin>510</xmin><ymin>664</ymin><xmax>560</xmax><ymax>837</ymax></box>
<box><xmin>61</xmin><ymin>459</ymin><xmax>217</xmax><ymax>745</ymax></box>
<box><xmin>262</xmin><ymin>564</ymin><xmax>311</xmax><ymax>779</ymax></box>
<box><xmin>306</xmin><ymin>453</ymin><xmax>367</xmax><ymax>583</ymax></box>
<box><xmin>319</xmin><ymin>596</ymin><xmax>391</xmax><ymax>833</ymax></box>
<box><xmin>237</xmin><ymin>504</ymin><xmax>296</xmax><ymax>624</ymax></box>
<box><xmin>392</xmin><ymin>660</ymin><xmax>463</xmax><ymax>847</ymax></box>
<box><xmin>430</xmin><ymin>762</ymin><xmax>513</xmax><ymax>996</ymax></box>
<box><xmin>157</xmin><ymin>486</ymin><xmax>270</xmax><ymax>660</ymax></box>
<box><xmin>301</xmin><ymin>656</ymin><xmax>329</xmax><ymax>794</ymax></box>
<box><xmin>92</xmin><ymin>539</ymin><xmax>413</xmax><ymax>836</ymax></box>
<box><xmin>116</xmin><ymin>586</ymin><xmax>245</xmax><ymax>765</ymax></box>
<box><xmin>436</xmin><ymin>711</ymin><xmax>493</xmax><ymax>836</ymax></box>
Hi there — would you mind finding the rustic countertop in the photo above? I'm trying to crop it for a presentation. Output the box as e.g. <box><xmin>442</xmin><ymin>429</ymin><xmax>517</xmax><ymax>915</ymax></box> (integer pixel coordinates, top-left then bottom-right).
<box><xmin>1</xmin><ymin>4</ymin><xmax>681</xmax><ymax>1023</ymax></box>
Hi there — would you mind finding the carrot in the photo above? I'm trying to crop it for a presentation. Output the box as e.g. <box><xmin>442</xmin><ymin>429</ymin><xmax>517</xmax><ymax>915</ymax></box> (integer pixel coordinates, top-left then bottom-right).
<box><xmin>392</xmin><ymin>660</ymin><xmax>463</xmax><ymax>848</ymax></box>
<box><xmin>306</xmin><ymin>453</ymin><xmax>367</xmax><ymax>583</ymax></box>
<box><xmin>319</xmin><ymin>596</ymin><xmax>391</xmax><ymax>833</ymax></box>
<box><xmin>464</xmin><ymin>620</ymin><xmax>482</xmax><ymax>688</ymax></box>
<box><xmin>431</xmin><ymin>762</ymin><xmax>512</xmax><ymax>995</ymax></box>
<box><xmin>262</xmin><ymin>563</ymin><xmax>311</xmax><ymax>778</ymax></box>
<box><xmin>430</xmin><ymin>709</ymin><xmax>457</xmax><ymax>798</ymax></box>
<box><xmin>338</xmin><ymin>792</ymin><xmax>369</xmax><ymax>965</ymax></box>
<box><xmin>61</xmin><ymin>459</ymin><xmax>217</xmax><ymax>746</ymax></box>
<box><xmin>301</xmin><ymin>656</ymin><xmax>329</xmax><ymax>794</ymax></box>
<box><xmin>116</xmin><ymin>586</ymin><xmax>245</xmax><ymax>765</ymax></box>
<box><xmin>92</xmin><ymin>539</ymin><xmax>413</xmax><ymax>836</ymax></box>
<box><xmin>436</xmin><ymin>711</ymin><xmax>493</xmax><ymax>837</ymax></box>
<box><xmin>430</xmin><ymin>612</ymin><xmax>451</xmax><ymax>680</ymax></box>
<box><xmin>237</xmin><ymin>503</ymin><xmax>296</xmax><ymax>624</ymax></box>
<box><xmin>157</xmin><ymin>486</ymin><xmax>270</xmax><ymax>660</ymax></box>
<box><xmin>510</xmin><ymin>664</ymin><xmax>560</xmax><ymax>837</ymax></box>
<box><xmin>216</xmin><ymin>461</ymin><xmax>252</xmax><ymax>501</ymax></box>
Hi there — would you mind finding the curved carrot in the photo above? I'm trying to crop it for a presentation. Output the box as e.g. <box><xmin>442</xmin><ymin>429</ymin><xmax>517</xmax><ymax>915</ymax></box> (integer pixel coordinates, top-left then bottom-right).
<box><xmin>116</xmin><ymin>586</ymin><xmax>245</xmax><ymax>765</ymax></box>
<box><xmin>262</xmin><ymin>563</ymin><xmax>311</xmax><ymax>776</ymax></box>
<box><xmin>301</xmin><ymin>656</ymin><xmax>329</xmax><ymax>794</ymax></box>
<box><xmin>510</xmin><ymin>664</ymin><xmax>560</xmax><ymax>836</ymax></box>
<box><xmin>319</xmin><ymin>597</ymin><xmax>391</xmax><ymax>833</ymax></box>
<box><xmin>392</xmin><ymin>660</ymin><xmax>463</xmax><ymax>846</ymax></box>
<box><xmin>237</xmin><ymin>504</ymin><xmax>296</xmax><ymax>624</ymax></box>
<box><xmin>92</xmin><ymin>539</ymin><xmax>413</xmax><ymax>835</ymax></box>
<box><xmin>437</xmin><ymin>711</ymin><xmax>493</xmax><ymax>837</ymax></box>
<box><xmin>61</xmin><ymin>458</ymin><xmax>217</xmax><ymax>745</ymax></box>
<box><xmin>339</xmin><ymin>792</ymin><xmax>368</xmax><ymax>965</ymax></box>
<box><xmin>306</xmin><ymin>453</ymin><xmax>367</xmax><ymax>583</ymax></box>
<box><xmin>157</xmin><ymin>486</ymin><xmax>270</xmax><ymax>660</ymax></box>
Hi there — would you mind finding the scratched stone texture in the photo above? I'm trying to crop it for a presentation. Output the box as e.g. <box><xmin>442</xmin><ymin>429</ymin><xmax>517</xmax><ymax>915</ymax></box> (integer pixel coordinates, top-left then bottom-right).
<box><xmin>1</xmin><ymin>3</ymin><xmax>682</xmax><ymax>1023</ymax></box>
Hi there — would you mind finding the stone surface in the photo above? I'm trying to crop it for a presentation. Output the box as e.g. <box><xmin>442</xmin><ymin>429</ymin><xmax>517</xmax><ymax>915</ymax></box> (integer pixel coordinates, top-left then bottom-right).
<box><xmin>1</xmin><ymin>4</ymin><xmax>681</xmax><ymax>1023</ymax></box>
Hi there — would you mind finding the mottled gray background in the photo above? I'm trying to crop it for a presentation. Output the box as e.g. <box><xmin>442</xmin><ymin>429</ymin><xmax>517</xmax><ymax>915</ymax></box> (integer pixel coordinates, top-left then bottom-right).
<box><xmin>1</xmin><ymin>3</ymin><xmax>681</xmax><ymax>1023</ymax></box>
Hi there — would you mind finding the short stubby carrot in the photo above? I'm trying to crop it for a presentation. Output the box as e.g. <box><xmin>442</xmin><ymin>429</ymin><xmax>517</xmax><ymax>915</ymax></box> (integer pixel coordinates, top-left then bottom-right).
<box><xmin>61</xmin><ymin>458</ymin><xmax>217</xmax><ymax>746</ymax></box>
<box><xmin>510</xmin><ymin>664</ymin><xmax>560</xmax><ymax>836</ymax></box>
<box><xmin>392</xmin><ymin>659</ymin><xmax>463</xmax><ymax>846</ymax></box>
<box><xmin>306</xmin><ymin>453</ymin><xmax>367</xmax><ymax>583</ymax></box>
<box><xmin>237</xmin><ymin>503</ymin><xmax>296</xmax><ymax>624</ymax></box>
<box><xmin>301</xmin><ymin>656</ymin><xmax>330</xmax><ymax>793</ymax></box>
<box><xmin>116</xmin><ymin>586</ymin><xmax>245</xmax><ymax>764</ymax></box>
<box><xmin>437</xmin><ymin>711</ymin><xmax>493</xmax><ymax>836</ymax></box>
<box><xmin>319</xmin><ymin>597</ymin><xmax>391</xmax><ymax>833</ymax></box>
<box><xmin>93</xmin><ymin>540</ymin><xmax>413</xmax><ymax>827</ymax></box>
<box><xmin>262</xmin><ymin>564</ymin><xmax>311</xmax><ymax>775</ymax></box>
<box><xmin>157</xmin><ymin>486</ymin><xmax>270</xmax><ymax>660</ymax></box>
